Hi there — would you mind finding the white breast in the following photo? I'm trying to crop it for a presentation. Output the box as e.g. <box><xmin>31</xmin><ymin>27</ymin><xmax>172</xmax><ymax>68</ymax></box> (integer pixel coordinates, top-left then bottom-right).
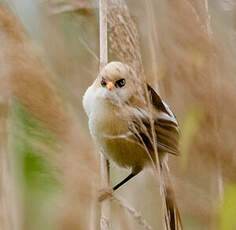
<box><xmin>82</xmin><ymin>84</ymin><xmax>95</xmax><ymax>118</ymax></box>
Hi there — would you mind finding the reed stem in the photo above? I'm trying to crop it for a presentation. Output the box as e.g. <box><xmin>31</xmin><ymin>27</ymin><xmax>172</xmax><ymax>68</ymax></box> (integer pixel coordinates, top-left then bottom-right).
<box><xmin>99</xmin><ymin>0</ymin><xmax>110</xmax><ymax>229</ymax></box>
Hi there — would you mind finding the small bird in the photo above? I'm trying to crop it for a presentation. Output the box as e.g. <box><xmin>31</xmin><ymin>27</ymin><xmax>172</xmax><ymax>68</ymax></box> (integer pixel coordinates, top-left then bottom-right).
<box><xmin>83</xmin><ymin>62</ymin><xmax>182</xmax><ymax>229</ymax></box>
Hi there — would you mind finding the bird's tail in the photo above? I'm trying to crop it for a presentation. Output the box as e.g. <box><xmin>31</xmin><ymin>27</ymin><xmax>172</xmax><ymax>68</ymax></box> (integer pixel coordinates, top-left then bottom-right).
<box><xmin>160</xmin><ymin>162</ymin><xmax>183</xmax><ymax>230</ymax></box>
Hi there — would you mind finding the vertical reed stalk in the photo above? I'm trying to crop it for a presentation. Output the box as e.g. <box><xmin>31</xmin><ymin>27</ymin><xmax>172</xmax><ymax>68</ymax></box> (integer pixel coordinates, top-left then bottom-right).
<box><xmin>203</xmin><ymin>0</ymin><xmax>224</xmax><ymax>202</ymax></box>
<box><xmin>204</xmin><ymin>0</ymin><xmax>213</xmax><ymax>37</ymax></box>
<box><xmin>144</xmin><ymin>0</ymin><xmax>160</xmax><ymax>92</ymax></box>
<box><xmin>99</xmin><ymin>0</ymin><xmax>110</xmax><ymax>229</ymax></box>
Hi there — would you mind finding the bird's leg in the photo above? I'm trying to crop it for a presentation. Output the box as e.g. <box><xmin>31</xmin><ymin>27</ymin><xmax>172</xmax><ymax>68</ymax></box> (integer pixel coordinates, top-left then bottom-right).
<box><xmin>113</xmin><ymin>172</ymin><xmax>138</xmax><ymax>191</ymax></box>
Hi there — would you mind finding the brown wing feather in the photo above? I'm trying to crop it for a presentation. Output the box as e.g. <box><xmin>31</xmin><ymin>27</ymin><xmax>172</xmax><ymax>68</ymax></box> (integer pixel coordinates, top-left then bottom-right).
<box><xmin>128</xmin><ymin>85</ymin><xmax>180</xmax><ymax>155</ymax></box>
<box><xmin>147</xmin><ymin>84</ymin><xmax>171</xmax><ymax>116</ymax></box>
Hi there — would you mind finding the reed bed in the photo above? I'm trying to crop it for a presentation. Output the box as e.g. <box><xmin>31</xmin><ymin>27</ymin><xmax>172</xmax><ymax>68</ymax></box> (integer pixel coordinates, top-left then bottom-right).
<box><xmin>0</xmin><ymin>0</ymin><xmax>236</xmax><ymax>230</ymax></box>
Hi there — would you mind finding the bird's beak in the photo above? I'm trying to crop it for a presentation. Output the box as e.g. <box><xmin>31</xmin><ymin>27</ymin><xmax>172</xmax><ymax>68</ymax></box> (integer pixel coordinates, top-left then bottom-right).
<box><xmin>106</xmin><ymin>81</ymin><xmax>115</xmax><ymax>90</ymax></box>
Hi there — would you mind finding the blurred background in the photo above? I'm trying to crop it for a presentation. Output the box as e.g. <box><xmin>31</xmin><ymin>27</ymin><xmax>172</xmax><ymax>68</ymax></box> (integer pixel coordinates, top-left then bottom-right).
<box><xmin>0</xmin><ymin>0</ymin><xmax>236</xmax><ymax>229</ymax></box>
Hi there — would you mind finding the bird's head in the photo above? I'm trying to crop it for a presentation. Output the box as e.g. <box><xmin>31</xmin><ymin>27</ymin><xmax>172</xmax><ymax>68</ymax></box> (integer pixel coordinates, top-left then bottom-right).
<box><xmin>96</xmin><ymin>62</ymin><xmax>142</xmax><ymax>105</ymax></box>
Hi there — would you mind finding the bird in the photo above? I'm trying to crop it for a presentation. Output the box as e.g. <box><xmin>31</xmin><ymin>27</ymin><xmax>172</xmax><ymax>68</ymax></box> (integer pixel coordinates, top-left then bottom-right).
<box><xmin>83</xmin><ymin>61</ymin><xmax>182</xmax><ymax>230</ymax></box>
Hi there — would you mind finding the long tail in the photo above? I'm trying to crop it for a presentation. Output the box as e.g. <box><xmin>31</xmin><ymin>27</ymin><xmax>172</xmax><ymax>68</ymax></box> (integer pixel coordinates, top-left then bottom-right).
<box><xmin>161</xmin><ymin>162</ymin><xmax>183</xmax><ymax>230</ymax></box>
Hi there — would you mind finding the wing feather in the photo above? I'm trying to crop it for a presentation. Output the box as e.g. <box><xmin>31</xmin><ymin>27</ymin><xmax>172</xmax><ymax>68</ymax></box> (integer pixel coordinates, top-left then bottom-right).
<box><xmin>128</xmin><ymin>84</ymin><xmax>180</xmax><ymax>155</ymax></box>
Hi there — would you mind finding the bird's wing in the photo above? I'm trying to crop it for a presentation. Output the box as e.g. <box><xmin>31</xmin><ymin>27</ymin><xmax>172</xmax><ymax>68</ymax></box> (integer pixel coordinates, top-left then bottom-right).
<box><xmin>128</xmin><ymin>84</ymin><xmax>180</xmax><ymax>155</ymax></box>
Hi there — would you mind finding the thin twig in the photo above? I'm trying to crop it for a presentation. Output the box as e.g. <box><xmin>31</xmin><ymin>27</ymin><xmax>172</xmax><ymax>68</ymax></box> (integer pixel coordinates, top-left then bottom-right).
<box><xmin>203</xmin><ymin>0</ymin><xmax>213</xmax><ymax>37</ymax></box>
<box><xmin>99</xmin><ymin>0</ymin><xmax>110</xmax><ymax>229</ymax></box>
<box><xmin>111</xmin><ymin>195</ymin><xmax>153</xmax><ymax>230</ymax></box>
<box><xmin>99</xmin><ymin>189</ymin><xmax>153</xmax><ymax>230</ymax></box>
<box><xmin>78</xmin><ymin>36</ymin><xmax>99</xmax><ymax>62</ymax></box>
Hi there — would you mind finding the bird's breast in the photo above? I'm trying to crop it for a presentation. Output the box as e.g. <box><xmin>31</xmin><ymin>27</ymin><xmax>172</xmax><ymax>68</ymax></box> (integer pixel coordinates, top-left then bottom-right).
<box><xmin>89</xmin><ymin>99</ymin><xmax>128</xmax><ymax>138</ymax></box>
<box><xmin>88</xmin><ymin>99</ymin><xmax>149</xmax><ymax>170</ymax></box>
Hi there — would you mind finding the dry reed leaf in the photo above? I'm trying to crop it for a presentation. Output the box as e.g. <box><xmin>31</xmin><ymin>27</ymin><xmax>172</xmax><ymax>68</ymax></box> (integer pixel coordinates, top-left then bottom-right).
<box><xmin>159</xmin><ymin>0</ymin><xmax>236</xmax><ymax>174</ymax></box>
<box><xmin>0</xmin><ymin>3</ymin><xmax>99</xmax><ymax>230</ymax></box>
<box><xmin>0</xmin><ymin>3</ymin><xmax>70</xmax><ymax>139</ymax></box>
<box><xmin>44</xmin><ymin>0</ymin><xmax>96</xmax><ymax>15</ymax></box>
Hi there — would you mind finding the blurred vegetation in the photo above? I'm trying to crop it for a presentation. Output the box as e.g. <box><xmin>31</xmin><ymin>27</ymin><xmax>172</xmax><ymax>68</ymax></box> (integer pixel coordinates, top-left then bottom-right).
<box><xmin>221</xmin><ymin>184</ymin><xmax>236</xmax><ymax>230</ymax></box>
<box><xmin>10</xmin><ymin>99</ymin><xmax>60</xmax><ymax>230</ymax></box>
<box><xmin>0</xmin><ymin>0</ymin><xmax>236</xmax><ymax>230</ymax></box>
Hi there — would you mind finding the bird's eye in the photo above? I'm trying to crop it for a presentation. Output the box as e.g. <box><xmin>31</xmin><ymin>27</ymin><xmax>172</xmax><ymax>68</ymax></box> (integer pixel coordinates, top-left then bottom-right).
<box><xmin>115</xmin><ymin>78</ymin><xmax>126</xmax><ymax>88</ymax></box>
<box><xmin>101</xmin><ymin>79</ymin><xmax>106</xmax><ymax>87</ymax></box>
